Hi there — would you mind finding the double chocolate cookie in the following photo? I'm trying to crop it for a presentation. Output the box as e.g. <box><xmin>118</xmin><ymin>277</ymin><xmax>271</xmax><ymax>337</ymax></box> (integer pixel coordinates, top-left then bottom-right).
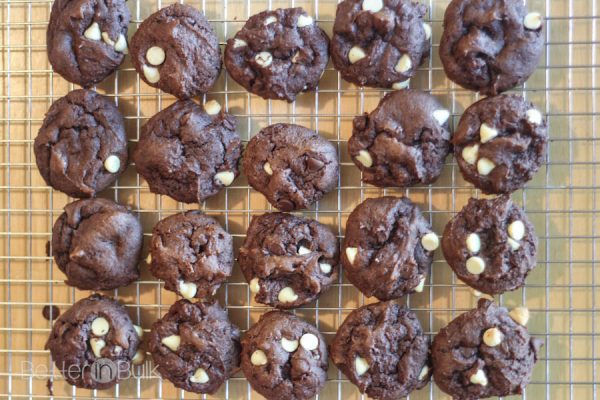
<box><xmin>331</xmin><ymin>301</ymin><xmax>431</xmax><ymax>400</ymax></box>
<box><xmin>133</xmin><ymin>100</ymin><xmax>242</xmax><ymax>204</ymax></box>
<box><xmin>34</xmin><ymin>89</ymin><xmax>128</xmax><ymax>198</ymax></box>
<box><xmin>149</xmin><ymin>211</ymin><xmax>233</xmax><ymax>299</ymax></box>
<box><xmin>130</xmin><ymin>3</ymin><xmax>221</xmax><ymax>99</ymax></box>
<box><xmin>45</xmin><ymin>294</ymin><xmax>142</xmax><ymax>390</ymax></box>
<box><xmin>440</xmin><ymin>0</ymin><xmax>544</xmax><ymax>95</ymax></box>
<box><xmin>238</xmin><ymin>212</ymin><xmax>339</xmax><ymax>309</ymax></box>
<box><xmin>47</xmin><ymin>0</ymin><xmax>130</xmax><ymax>87</ymax></box>
<box><xmin>432</xmin><ymin>299</ymin><xmax>543</xmax><ymax>399</ymax></box>
<box><xmin>241</xmin><ymin>311</ymin><xmax>328</xmax><ymax>400</ymax></box>
<box><xmin>147</xmin><ymin>299</ymin><xmax>241</xmax><ymax>394</ymax></box>
<box><xmin>243</xmin><ymin>123</ymin><xmax>338</xmax><ymax>211</ymax></box>
<box><xmin>331</xmin><ymin>0</ymin><xmax>430</xmax><ymax>89</ymax></box>
<box><xmin>454</xmin><ymin>94</ymin><xmax>548</xmax><ymax>194</ymax></box>
<box><xmin>51</xmin><ymin>198</ymin><xmax>142</xmax><ymax>290</ymax></box>
<box><xmin>349</xmin><ymin>89</ymin><xmax>451</xmax><ymax>187</ymax></box>
<box><xmin>224</xmin><ymin>8</ymin><xmax>329</xmax><ymax>102</ymax></box>
<box><xmin>442</xmin><ymin>196</ymin><xmax>537</xmax><ymax>295</ymax></box>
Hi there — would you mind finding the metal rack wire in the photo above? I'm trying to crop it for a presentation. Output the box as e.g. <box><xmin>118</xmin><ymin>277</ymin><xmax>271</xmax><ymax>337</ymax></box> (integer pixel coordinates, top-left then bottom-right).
<box><xmin>1</xmin><ymin>0</ymin><xmax>598</xmax><ymax>398</ymax></box>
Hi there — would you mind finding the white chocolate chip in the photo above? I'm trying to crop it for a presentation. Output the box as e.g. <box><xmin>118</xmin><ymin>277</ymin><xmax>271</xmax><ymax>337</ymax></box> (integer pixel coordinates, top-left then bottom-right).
<box><xmin>524</xmin><ymin>12</ymin><xmax>542</xmax><ymax>30</ymax></box>
<box><xmin>179</xmin><ymin>281</ymin><xmax>198</xmax><ymax>299</ymax></box>
<box><xmin>418</xmin><ymin>365</ymin><xmax>429</xmax><ymax>380</ymax></box>
<box><xmin>423</xmin><ymin>23</ymin><xmax>432</xmax><ymax>40</ymax></box>
<box><xmin>509</xmin><ymin>307</ymin><xmax>530</xmax><ymax>326</ymax></box>
<box><xmin>161</xmin><ymin>335</ymin><xmax>181</xmax><ymax>352</ymax></box>
<box><xmin>291</xmin><ymin>51</ymin><xmax>301</xmax><ymax>63</ymax></box>
<box><xmin>477</xmin><ymin>158</ymin><xmax>495</xmax><ymax>176</ymax></box>
<box><xmin>348</xmin><ymin>46</ymin><xmax>367</xmax><ymax>64</ymax></box>
<box><xmin>146</xmin><ymin>253</ymin><xmax>152</xmax><ymax>264</ymax></box>
<box><xmin>91</xmin><ymin>317</ymin><xmax>110</xmax><ymax>336</ymax></box>
<box><xmin>469</xmin><ymin>369</ymin><xmax>488</xmax><ymax>386</ymax></box>
<box><xmin>297</xmin><ymin>15</ymin><xmax>314</xmax><ymax>27</ymax></box>
<box><xmin>526</xmin><ymin>109</ymin><xmax>543</xmax><ymax>125</ymax></box>
<box><xmin>101</xmin><ymin>32</ymin><xmax>115</xmax><ymax>46</ymax></box>
<box><xmin>249</xmin><ymin>277</ymin><xmax>260</xmax><ymax>293</ymax></box>
<box><xmin>204</xmin><ymin>99</ymin><xmax>221</xmax><ymax>115</ymax></box>
<box><xmin>114</xmin><ymin>345</ymin><xmax>123</xmax><ymax>354</ymax></box>
<box><xmin>142</xmin><ymin>65</ymin><xmax>160</xmax><ymax>83</ymax></box>
<box><xmin>355</xmin><ymin>150</ymin><xmax>373</xmax><ymax>168</ymax></box>
<box><xmin>466</xmin><ymin>233</ymin><xmax>481</xmax><ymax>253</ymax></box>
<box><xmin>281</xmin><ymin>337</ymin><xmax>299</xmax><ymax>353</ymax></box>
<box><xmin>134</xmin><ymin>325</ymin><xmax>143</xmax><ymax>338</ymax></box>
<box><xmin>319</xmin><ymin>263</ymin><xmax>332</xmax><ymax>274</ymax></box>
<box><xmin>346</xmin><ymin>247</ymin><xmax>358</xmax><ymax>265</ymax></box>
<box><xmin>297</xmin><ymin>246</ymin><xmax>311</xmax><ymax>255</ymax></box>
<box><xmin>354</xmin><ymin>356</ymin><xmax>369</xmax><ymax>376</ymax></box>
<box><xmin>251</xmin><ymin>349</ymin><xmax>268</xmax><ymax>366</ymax></box>
<box><xmin>471</xmin><ymin>288</ymin><xmax>494</xmax><ymax>300</ymax></box>
<box><xmin>394</xmin><ymin>54</ymin><xmax>412</xmax><ymax>74</ymax></box>
<box><xmin>392</xmin><ymin>79</ymin><xmax>410</xmax><ymax>90</ymax></box>
<box><xmin>103</xmin><ymin>155</ymin><xmax>121</xmax><ymax>173</ymax></box>
<box><xmin>90</xmin><ymin>338</ymin><xmax>106</xmax><ymax>358</ymax></box>
<box><xmin>233</xmin><ymin>38</ymin><xmax>247</xmax><ymax>48</ymax></box>
<box><xmin>255</xmin><ymin>51</ymin><xmax>273</xmax><ymax>68</ymax></box>
<box><xmin>462</xmin><ymin>144</ymin><xmax>479</xmax><ymax>165</ymax></box>
<box><xmin>190</xmin><ymin>368</ymin><xmax>210</xmax><ymax>384</ymax></box>
<box><xmin>483</xmin><ymin>327</ymin><xmax>503</xmax><ymax>347</ymax></box>
<box><xmin>362</xmin><ymin>0</ymin><xmax>383</xmax><ymax>13</ymax></box>
<box><xmin>263</xmin><ymin>162</ymin><xmax>273</xmax><ymax>175</ymax></box>
<box><xmin>215</xmin><ymin>171</ymin><xmax>235</xmax><ymax>186</ymax></box>
<box><xmin>433</xmin><ymin>109</ymin><xmax>450</xmax><ymax>126</ymax></box>
<box><xmin>278</xmin><ymin>287</ymin><xmax>298</xmax><ymax>303</ymax></box>
<box><xmin>508</xmin><ymin>220</ymin><xmax>525</xmax><ymax>241</ymax></box>
<box><xmin>507</xmin><ymin>238</ymin><xmax>521</xmax><ymax>250</ymax></box>
<box><xmin>299</xmin><ymin>333</ymin><xmax>319</xmax><ymax>351</ymax></box>
<box><xmin>146</xmin><ymin>46</ymin><xmax>166</xmax><ymax>66</ymax></box>
<box><xmin>421</xmin><ymin>232</ymin><xmax>439</xmax><ymax>251</ymax></box>
<box><xmin>414</xmin><ymin>276</ymin><xmax>426</xmax><ymax>293</ymax></box>
<box><xmin>466</xmin><ymin>256</ymin><xmax>485</xmax><ymax>275</ymax></box>
<box><xmin>479</xmin><ymin>123</ymin><xmax>498</xmax><ymax>143</ymax></box>
<box><xmin>132</xmin><ymin>349</ymin><xmax>145</xmax><ymax>365</ymax></box>
<box><xmin>114</xmin><ymin>33</ymin><xmax>128</xmax><ymax>53</ymax></box>
<box><xmin>84</xmin><ymin>22</ymin><xmax>101</xmax><ymax>41</ymax></box>
<box><xmin>264</xmin><ymin>16</ymin><xmax>277</xmax><ymax>25</ymax></box>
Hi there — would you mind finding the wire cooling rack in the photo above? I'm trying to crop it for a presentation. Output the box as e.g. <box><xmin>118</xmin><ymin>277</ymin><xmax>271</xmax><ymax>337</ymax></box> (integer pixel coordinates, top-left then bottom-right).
<box><xmin>1</xmin><ymin>0</ymin><xmax>598</xmax><ymax>398</ymax></box>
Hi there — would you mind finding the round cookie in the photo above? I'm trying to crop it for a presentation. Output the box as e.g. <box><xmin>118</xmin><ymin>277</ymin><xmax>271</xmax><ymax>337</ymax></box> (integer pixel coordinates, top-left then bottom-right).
<box><xmin>34</xmin><ymin>89</ymin><xmax>128</xmax><ymax>198</ymax></box>
<box><xmin>243</xmin><ymin>123</ymin><xmax>338</xmax><ymax>211</ymax></box>
<box><xmin>330</xmin><ymin>301</ymin><xmax>431</xmax><ymax>400</ymax></box>
<box><xmin>149</xmin><ymin>211</ymin><xmax>233</xmax><ymax>299</ymax></box>
<box><xmin>432</xmin><ymin>299</ymin><xmax>543</xmax><ymax>399</ymax></box>
<box><xmin>51</xmin><ymin>198</ymin><xmax>142</xmax><ymax>290</ymax></box>
<box><xmin>133</xmin><ymin>100</ymin><xmax>242</xmax><ymax>204</ymax></box>
<box><xmin>342</xmin><ymin>196</ymin><xmax>436</xmax><ymax>300</ymax></box>
<box><xmin>442</xmin><ymin>195</ymin><xmax>537</xmax><ymax>295</ymax></box>
<box><xmin>129</xmin><ymin>3</ymin><xmax>221</xmax><ymax>99</ymax></box>
<box><xmin>331</xmin><ymin>0</ymin><xmax>430</xmax><ymax>89</ymax></box>
<box><xmin>240</xmin><ymin>311</ymin><xmax>328</xmax><ymax>400</ymax></box>
<box><xmin>238</xmin><ymin>212</ymin><xmax>339</xmax><ymax>309</ymax></box>
<box><xmin>47</xmin><ymin>0</ymin><xmax>130</xmax><ymax>87</ymax></box>
<box><xmin>147</xmin><ymin>299</ymin><xmax>240</xmax><ymax>394</ymax></box>
<box><xmin>440</xmin><ymin>0</ymin><xmax>544</xmax><ymax>95</ymax></box>
<box><xmin>349</xmin><ymin>89</ymin><xmax>451</xmax><ymax>187</ymax></box>
<box><xmin>224</xmin><ymin>7</ymin><xmax>329</xmax><ymax>102</ymax></box>
<box><xmin>454</xmin><ymin>94</ymin><xmax>548</xmax><ymax>194</ymax></box>
<box><xmin>45</xmin><ymin>294</ymin><xmax>142</xmax><ymax>390</ymax></box>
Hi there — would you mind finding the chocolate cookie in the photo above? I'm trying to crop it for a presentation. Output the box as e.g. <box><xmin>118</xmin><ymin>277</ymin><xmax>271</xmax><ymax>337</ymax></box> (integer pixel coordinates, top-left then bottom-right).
<box><xmin>241</xmin><ymin>311</ymin><xmax>328</xmax><ymax>400</ymax></box>
<box><xmin>149</xmin><ymin>211</ymin><xmax>233</xmax><ymax>299</ymax></box>
<box><xmin>432</xmin><ymin>299</ymin><xmax>543</xmax><ymax>399</ymax></box>
<box><xmin>47</xmin><ymin>0</ymin><xmax>130</xmax><ymax>87</ymax></box>
<box><xmin>238</xmin><ymin>212</ymin><xmax>339</xmax><ymax>309</ymax></box>
<box><xmin>45</xmin><ymin>294</ymin><xmax>142</xmax><ymax>390</ymax></box>
<box><xmin>349</xmin><ymin>89</ymin><xmax>451</xmax><ymax>187</ymax></box>
<box><xmin>440</xmin><ymin>0</ymin><xmax>544</xmax><ymax>95</ymax></box>
<box><xmin>331</xmin><ymin>301</ymin><xmax>431</xmax><ymax>400</ymax></box>
<box><xmin>129</xmin><ymin>3</ymin><xmax>221</xmax><ymax>99</ymax></box>
<box><xmin>34</xmin><ymin>89</ymin><xmax>128</xmax><ymax>198</ymax></box>
<box><xmin>331</xmin><ymin>0</ymin><xmax>430</xmax><ymax>89</ymax></box>
<box><xmin>454</xmin><ymin>94</ymin><xmax>548</xmax><ymax>194</ymax></box>
<box><xmin>133</xmin><ymin>100</ymin><xmax>242</xmax><ymax>204</ymax></box>
<box><xmin>342</xmin><ymin>196</ymin><xmax>436</xmax><ymax>300</ymax></box>
<box><xmin>442</xmin><ymin>196</ymin><xmax>537</xmax><ymax>295</ymax></box>
<box><xmin>243</xmin><ymin>123</ymin><xmax>338</xmax><ymax>211</ymax></box>
<box><xmin>224</xmin><ymin>8</ymin><xmax>329</xmax><ymax>102</ymax></box>
<box><xmin>51</xmin><ymin>198</ymin><xmax>142</xmax><ymax>290</ymax></box>
<box><xmin>147</xmin><ymin>299</ymin><xmax>241</xmax><ymax>394</ymax></box>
